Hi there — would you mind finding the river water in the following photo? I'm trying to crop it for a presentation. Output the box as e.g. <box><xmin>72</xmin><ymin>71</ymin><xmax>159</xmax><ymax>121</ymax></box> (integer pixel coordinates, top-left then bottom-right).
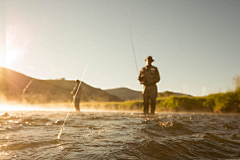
<box><xmin>0</xmin><ymin>110</ymin><xmax>240</xmax><ymax>159</ymax></box>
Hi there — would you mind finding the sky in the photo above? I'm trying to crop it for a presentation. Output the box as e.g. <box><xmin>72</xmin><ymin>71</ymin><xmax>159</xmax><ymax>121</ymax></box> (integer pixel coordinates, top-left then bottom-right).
<box><xmin>0</xmin><ymin>0</ymin><xmax>240</xmax><ymax>96</ymax></box>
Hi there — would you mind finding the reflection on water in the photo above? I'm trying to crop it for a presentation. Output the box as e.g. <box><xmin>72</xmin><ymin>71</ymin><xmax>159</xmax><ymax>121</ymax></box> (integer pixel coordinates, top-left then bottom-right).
<box><xmin>0</xmin><ymin>110</ymin><xmax>240</xmax><ymax>159</ymax></box>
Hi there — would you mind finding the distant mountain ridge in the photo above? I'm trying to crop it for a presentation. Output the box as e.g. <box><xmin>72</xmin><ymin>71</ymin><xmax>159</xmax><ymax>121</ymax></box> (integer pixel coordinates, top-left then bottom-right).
<box><xmin>0</xmin><ymin>67</ymin><xmax>121</xmax><ymax>103</ymax></box>
<box><xmin>104</xmin><ymin>87</ymin><xmax>143</xmax><ymax>101</ymax></box>
<box><xmin>105</xmin><ymin>87</ymin><xmax>193</xmax><ymax>101</ymax></box>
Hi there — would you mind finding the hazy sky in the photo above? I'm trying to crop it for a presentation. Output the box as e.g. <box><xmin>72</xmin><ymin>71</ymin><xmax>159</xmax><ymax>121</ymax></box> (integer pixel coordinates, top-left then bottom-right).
<box><xmin>0</xmin><ymin>0</ymin><xmax>240</xmax><ymax>96</ymax></box>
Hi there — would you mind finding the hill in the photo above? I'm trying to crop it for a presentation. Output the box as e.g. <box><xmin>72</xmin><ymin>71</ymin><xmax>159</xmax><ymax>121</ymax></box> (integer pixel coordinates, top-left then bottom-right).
<box><xmin>0</xmin><ymin>67</ymin><xmax>121</xmax><ymax>103</ymax></box>
<box><xmin>105</xmin><ymin>87</ymin><xmax>143</xmax><ymax>101</ymax></box>
<box><xmin>104</xmin><ymin>87</ymin><xmax>192</xmax><ymax>101</ymax></box>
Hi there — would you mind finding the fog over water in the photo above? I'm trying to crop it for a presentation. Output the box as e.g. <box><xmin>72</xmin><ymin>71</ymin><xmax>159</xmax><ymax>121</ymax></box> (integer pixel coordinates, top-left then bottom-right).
<box><xmin>0</xmin><ymin>109</ymin><xmax>240</xmax><ymax>159</ymax></box>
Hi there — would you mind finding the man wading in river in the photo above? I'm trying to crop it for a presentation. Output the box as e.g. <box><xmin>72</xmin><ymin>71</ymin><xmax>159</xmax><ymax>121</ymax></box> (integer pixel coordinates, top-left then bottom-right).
<box><xmin>70</xmin><ymin>80</ymin><xmax>82</xmax><ymax>112</ymax></box>
<box><xmin>138</xmin><ymin>56</ymin><xmax>160</xmax><ymax>115</ymax></box>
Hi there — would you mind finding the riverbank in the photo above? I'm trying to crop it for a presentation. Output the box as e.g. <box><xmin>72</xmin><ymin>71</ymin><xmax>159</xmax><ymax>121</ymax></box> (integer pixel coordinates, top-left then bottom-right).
<box><xmin>81</xmin><ymin>88</ymin><xmax>240</xmax><ymax>113</ymax></box>
<box><xmin>1</xmin><ymin>88</ymin><xmax>239</xmax><ymax>114</ymax></box>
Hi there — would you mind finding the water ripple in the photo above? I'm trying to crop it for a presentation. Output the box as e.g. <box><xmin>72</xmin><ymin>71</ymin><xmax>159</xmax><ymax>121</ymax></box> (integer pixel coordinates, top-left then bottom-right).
<box><xmin>0</xmin><ymin>111</ymin><xmax>239</xmax><ymax>159</ymax></box>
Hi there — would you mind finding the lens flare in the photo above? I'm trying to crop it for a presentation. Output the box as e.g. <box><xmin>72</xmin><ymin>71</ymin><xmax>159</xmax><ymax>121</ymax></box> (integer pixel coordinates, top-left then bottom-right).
<box><xmin>202</xmin><ymin>87</ymin><xmax>206</xmax><ymax>96</ymax></box>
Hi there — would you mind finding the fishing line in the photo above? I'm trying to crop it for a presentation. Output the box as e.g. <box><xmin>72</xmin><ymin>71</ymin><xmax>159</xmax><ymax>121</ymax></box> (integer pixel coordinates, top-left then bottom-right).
<box><xmin>128</xmin><ymin>12</ymin><xmax>139</xmax><ymax>74</ymax></box>
<box><xmin>117</xmin><ymin>12</ymin><xmax>129</xmax><ymax>26</ymax></box>
<box><xmin>118</xmin><ymin>12</ymin><xmax>139</xmax><ymax>74</ymax></box>
<box><xmin>55</xmin><ymin>47</ymin><xmax>95</xmax><ymax>140</ymax></box>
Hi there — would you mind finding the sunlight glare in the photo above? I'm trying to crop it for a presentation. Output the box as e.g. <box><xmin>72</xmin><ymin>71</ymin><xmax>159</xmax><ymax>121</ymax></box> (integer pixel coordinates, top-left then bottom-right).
<box><xmin>202</xmin><ymin>87</ymin><xmax>206</xmax><ymax>96</ymax></box>
<box><xmin>5</xmin><ymin>25</ymin><xmax>29</xmax><ymax>67</ymax></box>
<box><xmin>182</xmin><ymin>84</ymin><xmax>189</xmax><ymax>93</ymax></box>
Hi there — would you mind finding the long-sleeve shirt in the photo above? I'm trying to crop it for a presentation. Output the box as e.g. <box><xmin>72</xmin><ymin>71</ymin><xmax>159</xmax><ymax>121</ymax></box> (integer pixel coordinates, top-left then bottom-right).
<box><xmin>138</xmin><ymin>65</ymin><xmax>160</xmax><ymax>86</ymax></box>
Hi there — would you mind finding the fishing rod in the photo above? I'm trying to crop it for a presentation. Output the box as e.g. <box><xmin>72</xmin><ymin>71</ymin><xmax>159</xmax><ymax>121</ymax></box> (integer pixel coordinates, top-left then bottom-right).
<box><xmin>126</xmin><ymin>12</ymin><xmax>142</xmax><ymax>102</ymax></box>
<box><xmin>124</xmin><ymin>12</ymin><xmax>142</xmax><ymax>104</ymax></box>
<box><xmin>55</xmin><ymin>65</ymin><xmax>87</xmax><ymax>140</ymax></box>
<box><xmin>118</xmin><ymin>12</ymin><xmax>143</xmax><ymax>106</ymax></box>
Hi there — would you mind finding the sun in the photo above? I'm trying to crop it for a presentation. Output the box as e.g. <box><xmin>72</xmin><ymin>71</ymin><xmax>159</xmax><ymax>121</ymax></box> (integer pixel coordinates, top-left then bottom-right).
<box><xmin>5</xmin><ymin>48</ymin><xmax>23</xmax><ymax>66</ymax></box>
<box><xmin>4</xmin><ymin>25</ymin><xmax>28</xmax><ymax>67</ymax></box>
<box><xmin>5</xmin><ymin>31</ymin><xmax>22</xmax><ymax>66</ymax></box>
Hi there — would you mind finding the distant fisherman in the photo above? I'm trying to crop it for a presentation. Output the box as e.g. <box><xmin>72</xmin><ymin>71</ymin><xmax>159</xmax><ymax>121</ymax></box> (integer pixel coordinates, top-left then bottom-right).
<box><xmin>71</xmin><ymin>80</ymin><xmax>82</xmax><ymax>112</ymax></box>
<box><xmin>138</xmin><ymin>56</ymin><xmax>160</xmax><ymax>115</ymax></box>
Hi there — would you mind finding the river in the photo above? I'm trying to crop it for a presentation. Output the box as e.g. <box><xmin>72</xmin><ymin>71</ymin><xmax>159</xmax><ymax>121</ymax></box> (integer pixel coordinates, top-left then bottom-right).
<box><xmin>0</xmin><ymin>110</ymin><xmax>240</xmax><ymax>159</ymax></box>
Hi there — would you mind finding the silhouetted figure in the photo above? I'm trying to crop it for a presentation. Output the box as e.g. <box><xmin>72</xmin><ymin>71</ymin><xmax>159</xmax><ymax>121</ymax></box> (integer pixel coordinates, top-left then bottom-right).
<box><xmin>138</xmin><ymin>56</ymin><xmax>160</xmax><ymax>115</ymax></box>
<box><xmin>71</xmin><ymin>80</ymin><xmax>82</xmax><ymax>112</ymax></box>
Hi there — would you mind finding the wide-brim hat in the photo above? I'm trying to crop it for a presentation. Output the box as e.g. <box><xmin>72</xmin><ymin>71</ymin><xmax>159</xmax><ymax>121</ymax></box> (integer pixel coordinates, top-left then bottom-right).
<box><xmin>145</xmin><ymin>56</ymin><xmax>154</xmax><ymax>62</ymax></box>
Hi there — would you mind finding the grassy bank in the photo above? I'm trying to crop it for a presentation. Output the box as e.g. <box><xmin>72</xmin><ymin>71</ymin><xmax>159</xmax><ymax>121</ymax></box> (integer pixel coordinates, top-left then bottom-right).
<box><xmin>81</xmin><ymin>88</ymin><xmax>240</xmax><ymax>113</ymax></box>
<box><xmin>155</xmin><ymin>88</ymin><xmax>240</xmax><ymax>113</ymax></box>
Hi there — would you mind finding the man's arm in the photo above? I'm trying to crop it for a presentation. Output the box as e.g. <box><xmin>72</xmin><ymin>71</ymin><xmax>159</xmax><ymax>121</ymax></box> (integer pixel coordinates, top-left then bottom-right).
<box><xmin>138</xmin><ymin>68</ymin><xmax>145</xmax><ymax>84</ymax></box>
<box><xmin>154</xmin><ymin>67</ymin><xmax>160</xmax><ymax>83</ymax></box>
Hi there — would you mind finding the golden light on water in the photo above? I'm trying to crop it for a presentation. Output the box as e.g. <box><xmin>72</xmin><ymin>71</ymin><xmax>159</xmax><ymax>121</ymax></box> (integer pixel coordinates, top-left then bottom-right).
<box><xmin>0</xmin><ymin>104</ymin><xmax>70</xmax><ymax>112</ymax></box>
<box><xmin>0</xmin><ymin>103</ymin><xmax>112</xmax><ymax>112</ymax></box>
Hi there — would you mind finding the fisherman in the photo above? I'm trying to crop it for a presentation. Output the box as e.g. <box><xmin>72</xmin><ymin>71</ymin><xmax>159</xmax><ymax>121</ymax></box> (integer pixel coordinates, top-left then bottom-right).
<box><xmin>70</xmin><ymin>80</ymin><xmax>82</xmax><ymax>112</ymax></box>
<box><xmin>138</xmin><ymin>56</ymin><xmax>160</xmax><ymax>115</ymax></box>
